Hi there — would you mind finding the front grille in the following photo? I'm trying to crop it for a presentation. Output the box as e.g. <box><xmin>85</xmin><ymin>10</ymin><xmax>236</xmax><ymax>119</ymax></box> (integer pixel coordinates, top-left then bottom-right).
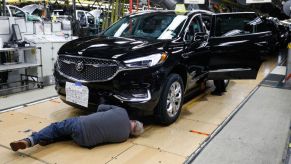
<box><xmin>57</xmin><ymin>56</ymin><xmax>119</xmax><ymax>82</ymax></box>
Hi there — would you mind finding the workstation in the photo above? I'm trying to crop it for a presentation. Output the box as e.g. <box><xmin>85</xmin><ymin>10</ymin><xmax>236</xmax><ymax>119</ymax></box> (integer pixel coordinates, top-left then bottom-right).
<box><xmin>0</xmin><ymin>18</ymin><xmax>43</xmax><ymax>95</ymax></box>
<box><xmin>0</xmin><ymin>0</ymin><xmax>291</xmax><ymax>163</ymax></box>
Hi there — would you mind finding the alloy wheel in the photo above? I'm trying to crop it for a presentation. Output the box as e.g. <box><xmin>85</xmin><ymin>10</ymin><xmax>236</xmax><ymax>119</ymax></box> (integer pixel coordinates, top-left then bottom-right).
<box><xmin>166</xmin><ymin>81</ymin><xmax>182</xmax><ymax>117</ymax></box>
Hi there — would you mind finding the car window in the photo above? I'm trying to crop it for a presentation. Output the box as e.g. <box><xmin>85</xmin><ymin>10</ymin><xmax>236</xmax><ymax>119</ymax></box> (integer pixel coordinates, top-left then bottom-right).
<box><xmin>86</xmin><ymin>13</ymin><xmax>95</xmax><ymax>25</ymax></box>
<box><xmin>185</xmin><ymin>16</ymin><xmax>203</xmax><ymax>41</ymax></box>
<box><xmin>9</xmin><ymin>6</ymin><xmax>26</xmax><ymax>18</ymax></box>
<box><xmin>201</xmin><ymin>14</ymin><xmax>212</xmax><ymax>31</ymax></box>
<box><xmin>32</xmin><ymin>9</ymin><xmax>42</xmax><ymax>17</ymax></box>
<box><xmin>77</xmin><ymin>11</ymin><xmax>85</xmax><ymax>20</ymax></box>
<box><xmin>103</xmin><ymin>13</ymin><xmax>186</xmax><ymax>40</ymax></box>
<box><xmin>214</xmin><ymin>14</ymin><xmax>257</xmax><ymax>37</ymax></box>
<box><xmin>134</xmin><ymin>14</ymin><xmax>175</xmax><ymax>38</ymax></box>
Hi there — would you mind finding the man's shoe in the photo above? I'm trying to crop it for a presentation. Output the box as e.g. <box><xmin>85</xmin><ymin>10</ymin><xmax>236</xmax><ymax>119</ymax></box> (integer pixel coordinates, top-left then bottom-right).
<box><xmin>10</xmin><ymin>140</ymin><xmax>29</xmax><ymax>151</ymax></box>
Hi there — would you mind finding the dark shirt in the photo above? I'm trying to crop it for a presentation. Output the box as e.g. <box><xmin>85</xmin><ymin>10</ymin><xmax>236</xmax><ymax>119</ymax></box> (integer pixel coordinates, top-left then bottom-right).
<box><xmin>77</xmin><ymin>105</ymin><xmax>131</xmax><ymax>147</ymax></box>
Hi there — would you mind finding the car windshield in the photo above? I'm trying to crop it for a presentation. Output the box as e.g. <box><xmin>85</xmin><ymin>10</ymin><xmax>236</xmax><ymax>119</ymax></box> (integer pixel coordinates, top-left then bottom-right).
<box><xmin>102</xmin><ymin>13</ymin><xmax>187</xmax><ymax>40</ymax></box>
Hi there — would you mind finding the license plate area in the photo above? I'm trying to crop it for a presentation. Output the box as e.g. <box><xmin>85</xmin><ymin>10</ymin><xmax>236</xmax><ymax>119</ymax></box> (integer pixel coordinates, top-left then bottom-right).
<box><xmin>65</xmin><ymin>82</ymin><xmax>89</xmax><ymax>107</ymax></box>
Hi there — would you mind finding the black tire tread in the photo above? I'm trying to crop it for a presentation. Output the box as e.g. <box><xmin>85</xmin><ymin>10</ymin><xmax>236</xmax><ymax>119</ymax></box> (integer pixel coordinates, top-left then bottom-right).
<box><xmin>155</xmin><ymin>73</ymin><xmax>184</xmax><ymax>125</ymax></box>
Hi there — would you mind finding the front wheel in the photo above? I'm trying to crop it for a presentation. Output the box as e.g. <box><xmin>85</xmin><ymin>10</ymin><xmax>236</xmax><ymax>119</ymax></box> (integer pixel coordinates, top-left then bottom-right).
<box><xmin>155</xmin><ymin>74</ymin><xmax>184</xmax><ymax>125</ymax></box>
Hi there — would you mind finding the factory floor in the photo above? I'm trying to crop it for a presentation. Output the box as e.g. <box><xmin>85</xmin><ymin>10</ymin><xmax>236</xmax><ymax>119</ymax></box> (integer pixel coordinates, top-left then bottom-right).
<box><xmin>190</xmin><ymin>86</ymin><xmax>291</xmax><ymax>164</ymax></box>
<box><xmin>0</xmin><ymin>55</ymin><xmax>284</xmax><ymax>164</ymax></box>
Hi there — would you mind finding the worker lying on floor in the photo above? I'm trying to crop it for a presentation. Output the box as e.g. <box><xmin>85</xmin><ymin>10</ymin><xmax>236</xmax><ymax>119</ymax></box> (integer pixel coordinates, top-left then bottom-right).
<box><xmin>10</xmin><ymin>104</ymin><xmax>144</xmax><ymax>151</ymax></box>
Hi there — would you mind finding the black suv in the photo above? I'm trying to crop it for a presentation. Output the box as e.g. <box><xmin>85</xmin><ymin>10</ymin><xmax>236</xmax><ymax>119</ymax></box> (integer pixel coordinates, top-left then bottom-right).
<box><xmin>54</xmin><ymin>10</ymin><xmax>268</xmax><ymax>125</ymax></box>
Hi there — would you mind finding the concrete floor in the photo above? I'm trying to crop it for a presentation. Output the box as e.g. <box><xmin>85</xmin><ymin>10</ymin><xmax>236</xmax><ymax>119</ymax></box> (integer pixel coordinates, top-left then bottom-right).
<box><xmin>0</xmin><ymin>57</ymin><xmax>277</xmax><ymax>164</ymax></box>
<box><xmin>0</xmin><ymin>85</ymin><xmax>57</xmax><ymax>111</ymax></box>
<box><xmin>190</xmin><ymin>86</ymin><xmax>291</xmax><ymax>164</ymax></box>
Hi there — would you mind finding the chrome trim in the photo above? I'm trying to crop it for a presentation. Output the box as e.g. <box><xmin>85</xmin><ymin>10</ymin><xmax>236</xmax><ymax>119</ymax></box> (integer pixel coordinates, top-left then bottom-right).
<box><xmin>209</xmin><ymin>68</ymin><xmax>252</xmax><ymax>73</ymax></box>
<box><xmin>211</xmin><ymin>31</ymin><xmax>271</xmax><ymax>39</ymax></box>
<box><xmin>75</xmin><ymin>62</ymin><xmax>84</xmax><ymax>72</ymax></box>
<box><xmin>56</xmin><ymin>55</ymin><xmax>157</xmax><ymax>83</ymax></box>
<box><xmin>59</xmin><ymin>55</ymin><xmax>120</xmax><ymax>63</ymax></box>
<box><xmin>91</xmin><ymin>64</ymin><xmax>117</xmax><ymax>68</ymax></box>
<box><xmin>113</xmin><ymin>90</ymin><xmax>151</xmax><ymax>103</ymax></box>
<box><xmin>214</xmin><ymin>12</ymin><xmax>256</xmax><ymax>15</ymax></box>
<box><xmin>57</xmin><ymin>55</ymin><xmax>121</xmax><ymax>83</ymax></box>
<box><xmin>62</xmin><ymin>60</ymin><xmax>74</xmax><ymax>64</ymax></box>
<box><xmin>217</xmin><ymin>40</ymin><xmax>248</xmax><ymax>47</ymax></box>
<box><xmin>57</xmin><ymin>67</ymin><xmax>122</xmax><ymax>83</ymax></box>
<box><xmin>60</xmin><ymin>59</ymin><xmax>117</xmax><ymax>68</ymax></box>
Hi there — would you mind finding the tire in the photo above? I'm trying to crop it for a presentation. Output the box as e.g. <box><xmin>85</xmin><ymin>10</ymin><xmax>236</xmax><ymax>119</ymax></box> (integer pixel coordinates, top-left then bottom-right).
<box><xmin>224</xmin><ymin>80</ymin><xmax>230</xmax><ymax>89</ymax></box>
<box><xmin>155</xmin><ymin>74</ymin><xmax>184</xmax><ymax>125</ymax></box>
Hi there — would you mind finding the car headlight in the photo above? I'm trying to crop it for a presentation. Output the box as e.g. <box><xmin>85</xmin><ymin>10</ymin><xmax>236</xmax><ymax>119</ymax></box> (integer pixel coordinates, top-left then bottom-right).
<box><xmin>124</xmin><ymin>52</ymin><xmax>168</xmax><ymax>68</ymax></box>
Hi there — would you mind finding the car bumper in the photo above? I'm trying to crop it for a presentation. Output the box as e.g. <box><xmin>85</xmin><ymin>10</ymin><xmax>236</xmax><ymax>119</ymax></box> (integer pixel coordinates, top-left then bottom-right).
<box><xmin>54</xmin><ymin>66</ymin><xmax>167</xmax><ymax>113</ymax></box>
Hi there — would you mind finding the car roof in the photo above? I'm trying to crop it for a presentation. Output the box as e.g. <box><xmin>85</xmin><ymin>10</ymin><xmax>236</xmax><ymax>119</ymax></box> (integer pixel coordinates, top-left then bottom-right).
<box><xmin>129</xmin><ymin>10</ymin><xmax>256</xmax><ymax>17</ymax></box>
<box><xmin>129</xmin><ymin>10</ymin><xmax>209</xmax><ymax>16</ymax></box>
<box><xmin>214</xmin><ymin>12</ymin><xmax>256</xmax><ymax>15</ymax></box>
<box><xmin>6</xmin><ymin>5</ymin><xmax>21</xmax><ymax>9</ymax></box>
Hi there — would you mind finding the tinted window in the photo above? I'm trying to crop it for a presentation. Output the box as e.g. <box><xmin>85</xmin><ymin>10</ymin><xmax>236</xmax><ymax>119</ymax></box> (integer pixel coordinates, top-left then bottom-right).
<box><xmin>32</xmin><ymin>9</ymin><xmax>42</xmax><ymax>17</ymax></box>
<box><xmin>201</xmin><ymin>14</ymin><xmax>212</xmax><ymax>31</ymax></box>
<box><xmin>214</xmin><ymin>14</ymin><xmax>257</xmax><ymax>37</ymax></box>
<box><xmin>103</xmin><ymin>13</ymin><xmax>187</xmax><ymax>40</ymax></box>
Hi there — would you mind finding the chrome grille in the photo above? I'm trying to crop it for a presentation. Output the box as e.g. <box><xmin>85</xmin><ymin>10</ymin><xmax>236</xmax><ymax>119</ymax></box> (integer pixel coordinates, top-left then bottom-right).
<box><xmin>57</xmin><ymin>56</ymin><xmax>119</xmax><ymax>82</ymax></box>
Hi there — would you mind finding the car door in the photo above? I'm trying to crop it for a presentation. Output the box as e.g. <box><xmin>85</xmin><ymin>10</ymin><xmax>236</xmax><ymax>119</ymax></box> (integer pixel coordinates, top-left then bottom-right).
<box><xmin>76</xmin><ymin>10</ymin><xmax>88</xmax><ymax>27</ymax></box>
<box><xmin>86</xmin><ymin>12</ymin><xmax>95</xmax><ymax>27</ymax></box>
<box><xmin>207</xmin><ymin>13</ymin><xmax>268</xmax><ymax>80</ymax></box>
<box><xmin>183</xmin><ymin>14</ymin><xmax>210</xmax><ymax>88</ymax></box>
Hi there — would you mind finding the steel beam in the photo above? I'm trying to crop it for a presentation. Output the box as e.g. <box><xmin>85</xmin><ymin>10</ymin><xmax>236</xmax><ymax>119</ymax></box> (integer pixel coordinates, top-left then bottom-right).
<box><xmin>72</xmin><ymin>0</ymin><xmax>76</xmax><ymax>22</ymax></box>
<box><xmin>3</xmin><ymin>0</ymin><xmax>6</xmax><ymax>16</ymax></box>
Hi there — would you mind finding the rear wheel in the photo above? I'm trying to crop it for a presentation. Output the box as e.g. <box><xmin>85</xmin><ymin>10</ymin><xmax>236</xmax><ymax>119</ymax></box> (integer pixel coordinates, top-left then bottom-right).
<box><xmin>155</xmin><ymin>74</ymin><xmax>184</xmax><ymax>125</ymax></box>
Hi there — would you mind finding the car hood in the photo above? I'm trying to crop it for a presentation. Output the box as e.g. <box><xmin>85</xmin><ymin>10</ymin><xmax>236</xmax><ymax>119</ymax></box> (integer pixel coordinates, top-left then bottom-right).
<box><xmin>58</xmin><ymin>36</ymin><xmax>169</xmax><ymax>60</ymax></box>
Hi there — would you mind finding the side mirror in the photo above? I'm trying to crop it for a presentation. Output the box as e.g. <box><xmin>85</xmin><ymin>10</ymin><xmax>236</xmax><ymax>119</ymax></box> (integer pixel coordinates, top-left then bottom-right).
<box><xmin>194</xmin><ymin>32</ymin><xmax>207</xmax><ymax>42</ymax></box>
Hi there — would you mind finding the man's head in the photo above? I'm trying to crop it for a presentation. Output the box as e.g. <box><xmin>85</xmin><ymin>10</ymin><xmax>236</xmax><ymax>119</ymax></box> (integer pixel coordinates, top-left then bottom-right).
<box><xmin>130</xmin><ymin>120</ymin><xmax>144</xmax><ymax>136</ymax></box>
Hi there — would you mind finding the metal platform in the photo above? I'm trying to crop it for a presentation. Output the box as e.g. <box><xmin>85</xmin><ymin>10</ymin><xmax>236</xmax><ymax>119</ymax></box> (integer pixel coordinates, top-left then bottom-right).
<box><xmin>0</xmin><ymin>63</ymin><xmax>41</xmax><ymax>72</ymax></box>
